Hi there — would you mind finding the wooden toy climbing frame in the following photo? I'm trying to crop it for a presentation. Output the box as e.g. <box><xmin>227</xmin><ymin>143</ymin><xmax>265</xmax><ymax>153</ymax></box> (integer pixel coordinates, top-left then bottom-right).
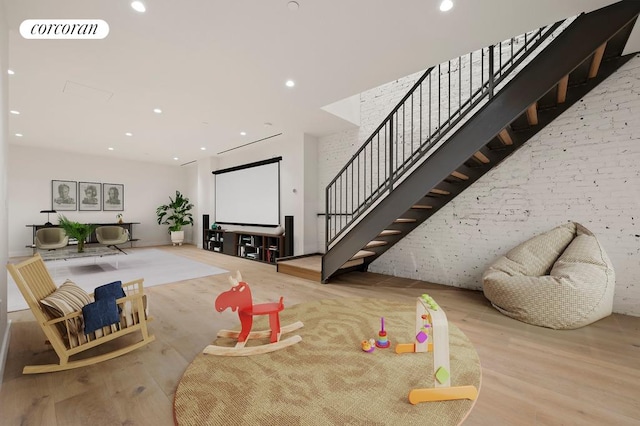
<box><xmin>395</xmin><ymin>294</ymin><xmax>478</xmax><ymax>404</ymax></box>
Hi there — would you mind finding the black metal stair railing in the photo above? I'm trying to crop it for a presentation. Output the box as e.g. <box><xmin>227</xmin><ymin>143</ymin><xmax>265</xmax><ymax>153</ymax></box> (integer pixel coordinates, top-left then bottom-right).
<box><xmin>324</xmin><ymin>17</ymin><xmax>573</xmax><ymax>251</ymax></box>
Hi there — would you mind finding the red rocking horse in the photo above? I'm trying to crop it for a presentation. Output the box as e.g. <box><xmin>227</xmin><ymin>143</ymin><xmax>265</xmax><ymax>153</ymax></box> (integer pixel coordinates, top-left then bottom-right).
<box><xmin>204</xmin><ymin>271</ymin><xmax>303</xmax><ymax>356</ymax></box>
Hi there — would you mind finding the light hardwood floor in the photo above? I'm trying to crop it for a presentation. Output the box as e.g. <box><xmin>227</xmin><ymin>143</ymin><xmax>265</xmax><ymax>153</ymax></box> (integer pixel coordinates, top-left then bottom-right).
<box><xmin>2</xmin><ymin>245</ymin><xmax>639</xmax><ymax>425</ymax></box>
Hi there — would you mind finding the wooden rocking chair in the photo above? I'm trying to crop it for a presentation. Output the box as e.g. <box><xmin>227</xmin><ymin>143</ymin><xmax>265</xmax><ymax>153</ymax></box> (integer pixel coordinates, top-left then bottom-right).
<box><xmin>7</xmin><ymin>253</ymin><xmax>155</xmax><ymax>374</ymax></box>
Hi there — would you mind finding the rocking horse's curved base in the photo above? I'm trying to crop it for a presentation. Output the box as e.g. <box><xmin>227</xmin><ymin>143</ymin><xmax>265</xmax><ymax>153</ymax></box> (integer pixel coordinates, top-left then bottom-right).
<box><xmin>216</xmin><ymin>321</ymin><xmax>304</xmax><ymax>340</ymax></box>
<box><xmin>203</xmin><ymin>334</ymin><xmax>302</xmax><ymax>357</ymax></box>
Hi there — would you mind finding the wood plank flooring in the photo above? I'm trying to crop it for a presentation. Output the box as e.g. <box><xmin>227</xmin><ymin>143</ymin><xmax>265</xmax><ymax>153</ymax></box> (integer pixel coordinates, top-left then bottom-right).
<box><xmin>2</xmin><ymin>245</ymin><xmax>639</xmax><ymax>425</ymax></box>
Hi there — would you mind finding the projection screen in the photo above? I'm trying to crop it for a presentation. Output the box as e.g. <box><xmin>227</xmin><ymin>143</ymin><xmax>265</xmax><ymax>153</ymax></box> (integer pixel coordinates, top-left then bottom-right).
<box><xmin>213</xmin><ymin>157</ymin><xmax>281</xmax><ymax>226</ymax></box>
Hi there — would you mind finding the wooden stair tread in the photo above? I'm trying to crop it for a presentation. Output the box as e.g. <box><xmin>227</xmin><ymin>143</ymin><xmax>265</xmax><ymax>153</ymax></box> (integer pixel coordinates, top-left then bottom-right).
<box><xmin>379</xmin><ymin>230</ymin><xmax>402</xmax><ymax>236</ymax></box>
<box><xmin>350</xmin><ymin>250</ymin><xmax>376</xmax><ymax>260</ymax></box>
<box><xmin>589</xmin><ymin>43</ymin><xmax>606</xmax><ymax>78</ymax></box>
<box><xmin>340</xmin><ymin>258</ymin><xmax>364</xmax><ymax>269</ymax></box>
<box><xmin>394</xmin><ymin>218</ymin><xmax>416</xmax><ymax>223</ymax></box>
<box><xmin>473</xmin><ymin>151</ymin><xmax>490</xmax><ymax>164</ymax></box>
<box><xmin>365</xmin><ymin>240</ymin><xmax>387</xmax><ymax>248</ymax></box>
<box><xmin>412</xmin><ymin>204</ymin><xmax>433</xmax><ymax>209</ymax></box>
<box><xmin>557</xmin><ymin>75</ymin><xmax>569</xmax><ymax>104</ymax></box>
<box><xmin>498</xmin><ymin>129</ymin><xmax>513</xmax><ymax>146</ymax></box>
<box><xmin>526</xmin><ymin>102</ymin><xmax>539</xmax><ymax>126</ymax></box>
<box><xmin>450</xmin><ymin>171</ymin><xmax>469</xmax><ymax>180</ymax></box>
<box><xmin>429</xmin><ymin>188</ymin><xmax>450</xmax><ymax>195</ymax></box>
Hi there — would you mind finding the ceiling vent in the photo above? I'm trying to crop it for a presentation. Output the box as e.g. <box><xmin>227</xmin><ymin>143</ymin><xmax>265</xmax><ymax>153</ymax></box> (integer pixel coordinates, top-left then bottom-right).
<box><xmin>63</xmin><ymin>80</ymin><xmax>114</xmax><ymax>102</ymax></box>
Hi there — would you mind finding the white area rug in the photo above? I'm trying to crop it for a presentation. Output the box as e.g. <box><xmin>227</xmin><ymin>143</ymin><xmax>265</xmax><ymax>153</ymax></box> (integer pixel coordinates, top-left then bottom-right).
<box><xmin>7</xmin><ymin>248</ymin><xmax>228</xmax><ymax>312</ymax></box>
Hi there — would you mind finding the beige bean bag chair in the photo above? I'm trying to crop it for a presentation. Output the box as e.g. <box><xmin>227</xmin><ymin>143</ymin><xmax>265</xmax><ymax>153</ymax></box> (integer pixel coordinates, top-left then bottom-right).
<box><xmin>482</xmin><ymin>222</ymin><xmax>615</xmax><ymax>329</ymax></box>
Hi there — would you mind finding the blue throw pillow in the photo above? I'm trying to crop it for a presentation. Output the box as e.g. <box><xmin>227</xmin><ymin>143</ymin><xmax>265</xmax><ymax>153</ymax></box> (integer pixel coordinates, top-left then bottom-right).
<box><xmin>82</xmin><ymin>297</ymin><xmax>119</xmax><ymax>335</ymax></box>
<box><xmin>95</xmin><ymin>280</ymin><xmax>125</xmax><ymax>300</ymax></box>
<box><xmin>95</xmin><ymin>280</ymin><xmax>125</xmax><ymax>313</ymax></box>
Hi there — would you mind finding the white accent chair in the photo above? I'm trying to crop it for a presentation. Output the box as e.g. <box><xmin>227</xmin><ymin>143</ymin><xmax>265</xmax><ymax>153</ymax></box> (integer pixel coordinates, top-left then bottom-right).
<box><xmin>35</xmin><ymin>227</ymin><xmax>69</xmax><ymax>250</ymax></box>
<box><xmin>96</xmin><ymin>225</ymin><xmax>129</xmax><ymax>254</ymax></box>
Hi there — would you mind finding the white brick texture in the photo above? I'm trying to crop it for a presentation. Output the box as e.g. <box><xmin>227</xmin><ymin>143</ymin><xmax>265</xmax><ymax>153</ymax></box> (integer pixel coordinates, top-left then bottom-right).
<box><xmin>318</xmin><ymin>53</ymin><xmax>640</xmax><ymax>317</ymax></box>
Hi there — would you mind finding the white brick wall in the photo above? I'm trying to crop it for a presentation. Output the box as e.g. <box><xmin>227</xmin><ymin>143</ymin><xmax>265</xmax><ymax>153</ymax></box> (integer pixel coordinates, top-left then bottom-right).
<box><xmin>319</xmin><ymin>53</ymin><xmax>640</xmax><ymax>317</ymax></box>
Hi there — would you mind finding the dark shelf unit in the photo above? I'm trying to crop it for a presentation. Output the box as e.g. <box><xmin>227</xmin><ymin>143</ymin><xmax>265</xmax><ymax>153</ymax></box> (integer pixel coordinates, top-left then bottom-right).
<box><xmin>204</xmin><ymin>229</ymin><xmax>225</xmax><ymax>253</ymax></box>
<box><xmin>203</xmin><ymin>229</ymin><xmax>284</xmax><ymax>265</ymax></box>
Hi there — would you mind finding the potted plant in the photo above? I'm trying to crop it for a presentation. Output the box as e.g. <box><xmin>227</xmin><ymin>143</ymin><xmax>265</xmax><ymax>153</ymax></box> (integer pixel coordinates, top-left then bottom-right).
<box><xmin>58</xmin><ymin>215</ymin><xmax>97</xmax><ymax>252</ymax></box>
<box><xmin>156</xmin><ymin>190</ymin><xmax>194</xmax><ymax>246</ymax></box>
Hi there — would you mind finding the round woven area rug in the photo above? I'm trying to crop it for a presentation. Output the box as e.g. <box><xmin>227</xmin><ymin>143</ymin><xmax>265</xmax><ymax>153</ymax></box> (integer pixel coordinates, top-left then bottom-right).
<box><xmin>174</xmin><ymin>297</ymin><xmax>481</xmax><ymax>425</ymax></box>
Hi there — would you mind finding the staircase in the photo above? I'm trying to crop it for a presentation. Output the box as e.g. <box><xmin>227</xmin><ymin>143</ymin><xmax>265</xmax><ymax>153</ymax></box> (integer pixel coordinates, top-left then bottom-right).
<box><xmin>320</xmin><ymin>1</ymin><xmax>640</xmax><ymax>283</ymax></box>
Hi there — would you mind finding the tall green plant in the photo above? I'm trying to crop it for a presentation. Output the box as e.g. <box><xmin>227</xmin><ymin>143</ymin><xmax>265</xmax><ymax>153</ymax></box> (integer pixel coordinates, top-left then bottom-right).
<box><xmin>58</xmin><ymin>215</ymin><xmax>97</xmax><ymax>252</ymax></box>
<box><xmin>156</xmin><ymin>190</ymin><xmax>194</xmax><ymax>232</ymax></box>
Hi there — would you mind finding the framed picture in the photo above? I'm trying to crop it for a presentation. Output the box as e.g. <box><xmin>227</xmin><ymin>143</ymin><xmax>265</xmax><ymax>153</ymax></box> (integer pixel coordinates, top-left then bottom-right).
<box><xmin>79</xmin><ymin>182</ymin><xmax>101</xmax><ymax>211</ymax></box>
<box><xmin>52</xmin><ymin>180</ymin><xmax>77</xmax><ymax>211</ymax></box>
<box><xmin>103</xmin><ymin>183</ymin><xmax>124</xmax><ymax>211</ymax></box>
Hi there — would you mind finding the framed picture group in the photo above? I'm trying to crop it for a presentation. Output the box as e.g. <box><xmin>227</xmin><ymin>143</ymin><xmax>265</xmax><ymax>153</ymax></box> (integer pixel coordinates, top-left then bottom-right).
<box><xmin>52</xmin><ymin>180</ymin><xmax>124</xmax><ymax>211</ymax></box>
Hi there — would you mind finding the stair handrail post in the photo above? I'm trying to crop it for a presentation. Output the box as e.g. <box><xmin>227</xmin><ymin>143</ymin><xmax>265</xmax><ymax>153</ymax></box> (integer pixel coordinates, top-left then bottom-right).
<box><xmin>488</xmin><ymin>45</ymin><xmax>495</xmax><ymax>98</ymax></box>
<box><xmin>388</xmin><ymin>115</ymin><xmax>394</xmax><ymax>192</ymax></box>
<box><xmin>325</xmin><ymin>185</ymin><xmax>330</xmax><ymax>252</ymax></box>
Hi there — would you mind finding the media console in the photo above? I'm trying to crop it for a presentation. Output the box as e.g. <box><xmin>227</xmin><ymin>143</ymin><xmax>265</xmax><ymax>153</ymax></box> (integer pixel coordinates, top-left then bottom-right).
<box><xmin>203</xmin><ymin>229</ymin><xmax>284</xmax><ymax>265</ymax></box>
<box><xmin>201</xmin><ymin>215</ymin><xmax>292</xmax><ymax>265</ymax></box>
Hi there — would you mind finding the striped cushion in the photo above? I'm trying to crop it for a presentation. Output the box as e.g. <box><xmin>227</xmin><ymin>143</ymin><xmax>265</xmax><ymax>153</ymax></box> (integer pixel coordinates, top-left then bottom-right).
<box><xmin>41</xmin><ymin>280</ymin><xmax>93</xmax><ymax>317</ymax></box>
<box><xmin>40</xmin><ymin>280</ymin><xmax>93</xmax><ymax>344</ymax></box>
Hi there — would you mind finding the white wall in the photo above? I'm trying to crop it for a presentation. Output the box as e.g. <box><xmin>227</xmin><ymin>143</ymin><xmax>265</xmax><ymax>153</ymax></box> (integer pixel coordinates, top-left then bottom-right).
<box><xmin>0</xmin><ymin>0</ymin><xmax>10</xmax><ymax>384</ymax></box>
<box><xmin>183</xmin><ymin>162</ymin><xmax>199</xmax><ymax>247</ymax></box>
<box><xmin>195</xmin><ymin>156</ymin><xmax>218</xmax><ymax>248</ymax></box>
<box><xmin>318</xmin><ymin>54</ymin><xmax>640</xmax><ymax>317</ymax></box>
<box><xmin>8</xmin><ymin>145</ymin><xmax>190</xmax><ymax>256</ymax></box>
<box><xmin>303</xmin><ymin>134</ymin><xmax>319</xmax><ymax>254</ymax></box>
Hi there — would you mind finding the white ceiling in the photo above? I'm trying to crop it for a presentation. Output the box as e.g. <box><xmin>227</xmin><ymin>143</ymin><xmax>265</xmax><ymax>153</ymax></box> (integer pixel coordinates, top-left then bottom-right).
<box><xmin>4</xmin><ymin>0</ymin><xmax>625</xmax><ymax>166</ymax></box>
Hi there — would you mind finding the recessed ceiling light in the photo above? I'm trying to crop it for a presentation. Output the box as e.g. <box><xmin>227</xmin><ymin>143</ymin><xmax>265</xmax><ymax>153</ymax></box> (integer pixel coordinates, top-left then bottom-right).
<box><xmin>125</xmin><ymin>132</ymin><xmax>133</xmax><ymax>136</ymax></box>
<box><xmin>7</xmin><ymin>69</ymin><xmax>14</xmax><ymax>75</ymax></box>
<box><xmin>10</xmin><ymin>110</ymin><xmax>20</xmax><ymax>115</ymax></box>
<box><xmin>240</xmin><ymin>131</ymin><xmax>247</xmax><ymax>136</ymax></box>
<box><xmin>285</xmin><ymin>80</ymin><xmax>295</xmax><ymax>88</ymax></box>
<box><xmin>15</xmin><ymin>133</ymin><xmax>23</xmax><ymax>137</ymax></box>
<box><xmin>108</xmin><ymin>147</ymin><xmax>114</xmax><ymax>151</ymax></box>
<box><xmin>440</xmin><ymin>0</ymin><xmax>453</xmax><ymax>12</ymax></box>
<box><xmin>200</xmin><ymin>147</ymin><xmax>206</xmax><ymax>151</ymax></box>
<box><xmin>131</xmin><ymin>1</ymin><xmax>146</xmax><ymax>13</ymax></box>
<box><xmin>173</xmin><ymin>157</ymin><xmax>179</xmax><ymax>161</ymax></box>
<box><xmin>153</xmin><ymin>108</ymin><xmax>162</xmax><ymax>114</ymax></box>
<box><xmin>287</xmin><ymin>1</ymin><xmax>299</xmax><ymax>11</ymax></box>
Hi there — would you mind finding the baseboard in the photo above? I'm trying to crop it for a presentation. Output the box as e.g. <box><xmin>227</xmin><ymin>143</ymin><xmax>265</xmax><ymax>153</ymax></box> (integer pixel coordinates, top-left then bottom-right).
<box><xmin>10</xmin><ymin>249</ymin><xmax>33</xmax><ymax>258</ymax></box>
<box><xmin>0</xmin><ymin>319</ymin><xmax>12</xmax><ymax>391</ymax></box>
